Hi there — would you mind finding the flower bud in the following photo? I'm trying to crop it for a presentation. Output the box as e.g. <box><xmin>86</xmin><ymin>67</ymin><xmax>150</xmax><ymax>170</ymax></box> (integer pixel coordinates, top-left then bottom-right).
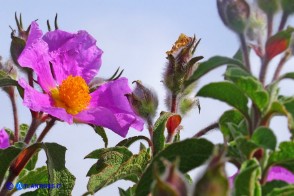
<box><xmin>10</xmin><ymin>13</ymin><xmax>30</xmax><ymax>66</ymax></box>
<box><xmin>281</xmin><ymin>0</ymin><xmax>294</xmax><ymax>15</ymax></box>
<box><xmin>0</xmin><ymin>128</ymin><xmax>10</xmax><ymax>149</ymax></box>
<box><xmin>152</xmin><ymin>159</ymin><xmax>189</xmax><ymax>196</ymax></box>
<box><xmin>194</xmin><ymin>147</ymin><xmax>229</xmax><ymax>196</ymax></box>
<box><xmin>217</xmin><ymin>0</ymin><xmax>250</xmax><ymax>34</ymax></box>
<box><xmin>257</xmin><ymin>0</ymin><xmax>279</xmax><ymax>16</ymax></box>
<box><xmin>125</xmin><ymin>81</ymin><xmax>158</xmax><ymax>120</ymax></box>
<box><xmin>164</xmin><ymin>34</ymin><xmax>203</xmax><ymax>95</ymax></box>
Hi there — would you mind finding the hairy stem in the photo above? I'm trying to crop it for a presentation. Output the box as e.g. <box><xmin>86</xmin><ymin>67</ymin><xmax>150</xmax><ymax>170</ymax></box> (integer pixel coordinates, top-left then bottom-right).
<box><xmin>146</xmin><ymin>118</ymin><xmax>154</xmax><ymax>154</ymax></box>
<box><xmin>193</xmin><ymin>122</ymin><xmax>219</xmax><ymax>138</ymax></box>
<box><xmin>8</xmin><ymin>87</ymin><xmax>19</xmax><ymax>143</ymax></box>
<box><xmin>267</xmin><ymin>14</ymin><xmax>273</xmax><ymax>39</ymax></box>
<box><xmin>166</xmin><ymin>94</ymin><xmax>178</xmax><ymax>143</ymax></box>
<box><xmin>24</xmin><ymin>117</ymin><xmax>41</xmax><ymax>144</ymax></box>
<box><xmin>278</xmin><ymin>12</ymin><xmax>289</xmax><ymax>32</ymax></box>
<box><xmin>171</xmin><ymin>94</ymin><xmax>177</xmax><ymax>113</ymax></box>
<box><xmin>272</xmin><ymin>51</ymin><xmax>291</xmax><ymax>81</ymax></box>
<box><xmin>36</xmin><ymin>119</ymin><xmax>56</xmax><ymax>142</ymax></box>
<box><xmin>259</xmin><ymin>58</ymin><xmax>269</xmax><ymax>85</ymax></box>
<box><xmin>239</xmin><ymin>33</ymin><xmax>251</xmax><ymax>73</ymax></box>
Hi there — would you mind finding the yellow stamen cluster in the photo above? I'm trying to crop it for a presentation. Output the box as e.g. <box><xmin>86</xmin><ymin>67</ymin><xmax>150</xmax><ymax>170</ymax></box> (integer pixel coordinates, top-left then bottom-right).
<box><xmin>166</xmin><ymin>33</ymin><xmax>192</xmax><ymax>55</ymax></box>
<box><xmin>50</xmin><ymin>75</ymin><xmax>91</xmax><ymax>115</ymax></box>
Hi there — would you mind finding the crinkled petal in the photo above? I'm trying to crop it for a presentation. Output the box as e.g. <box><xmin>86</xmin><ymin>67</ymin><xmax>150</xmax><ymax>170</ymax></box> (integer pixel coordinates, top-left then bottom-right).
<box><xmin>267</xmin><ymin>166</ymin><xmax>294</xmax><ymax>183</ymax></box>
<box><xmin>75</xmin><ymin>107</ymin><xmax>137</xmax><ymax>137</ymax></box>
<box><xmin>75</xmin><ymin>77</ymin><xmax>144</xmax><ymax>137</ymax></box>
<box><xmin>19</xmin><ymin>78</ymin><xmax>73</xmax><ymax>123</ymax></box>
<box><xmin>0</xmin><ymin>128</ymin><xmax>10</xmax><ymax>149</ymax></box>
<box><xmin>18</xmin><ymin>22</ymin><xmax>56</xmax><ymax>92</ymax></box>
<box><xmin>43</xmin><ymin>30</ymin><xmax>103</xmax><ymax>84</ymax></box>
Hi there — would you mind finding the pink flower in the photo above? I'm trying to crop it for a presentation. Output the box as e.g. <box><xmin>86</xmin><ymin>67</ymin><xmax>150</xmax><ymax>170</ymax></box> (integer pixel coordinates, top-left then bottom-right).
<box><xmin>0</xmin><ymin>128</ymin><xmax>10</xmax><ymax>149</ymax></box>
<box><xmin>18</xmin><ymin>22</ymin><xmax>144</xmax><ymax>137</ymax></box>
<box><xmin>229</xmin><ymin>166</ymin><xmax>294</xmax><ymax>187</ymax></box>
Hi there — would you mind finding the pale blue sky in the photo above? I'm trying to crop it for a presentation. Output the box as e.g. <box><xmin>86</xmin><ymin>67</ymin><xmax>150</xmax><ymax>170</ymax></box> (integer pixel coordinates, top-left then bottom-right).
<box><xmin>0</xmin><ymin>1</ymin><xmax>293</xmax><ymax>195</ymax></box>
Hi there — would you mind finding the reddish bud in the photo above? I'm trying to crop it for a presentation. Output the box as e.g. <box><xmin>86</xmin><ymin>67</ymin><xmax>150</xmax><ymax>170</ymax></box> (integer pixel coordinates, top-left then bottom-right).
<box><xmin>166</xmin><ymin>115</ymin><xmax>182</xmax><ymax>135</ymax></box>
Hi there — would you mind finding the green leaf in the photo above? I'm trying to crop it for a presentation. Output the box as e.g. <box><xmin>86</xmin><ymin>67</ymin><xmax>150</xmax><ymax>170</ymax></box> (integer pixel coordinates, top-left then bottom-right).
<box><xmin>119</xmin><ymin>185</ymin><xmax>136</xmax><ymax>196</ymax></box>
<box><xmin>279</xmin><ymin>72</ymin><xmax>294</xmax><ymax>81</ymax></box>
<box><xmin>268</xmin><ymin>142</ymin><xmax>294</xmax><ymax>173</ymax></box>
<box><xmin>93</xmin><ymin>126</ymin><xmax>108</xmax><ymax>148</ymax></box>
<box><xmin>267</xmin><ymin>184</ymin><xmax>294</xmax><ymax>196</ymax></box>
<box><xmin>236</xmin><ymin>137</ymin><xmax>261</xmax><ymax>159</ymax></box>
<box><xmin>18</xmin><ymin>166</ymin><xmax>48</xmax><ymax>185</ymax></box>
<box><xmin>225</xmin><ymin>70</ymin><xmax>269</xmax><ymax>111</ymax></box>
<box><xmin>281</xmin><ymin>97</ymin><xmax>294</xmax><ymax>135</ymax></box>
<box><xmin>219</xmin><ymin>110</ymin><xmax>245</xmax><ymax>139</ymax></box>
<box><xmin>116</xmin><ymin>136</ymin><xmax>150</xmax><ymax>148</ymax></box>
<box><xmin>153</xmin><ymin>112</ymin><xmax>179</xmax><ymax>155</ymax></box>
<box><xmin>87</xmin><ymin>148</ymin><xmax>150</xmax><ymax>194</ymax></box>
<box><xmin>197</xmin><ymin>81</ymin><xmax>249</xmax><ymax>117</ymax></box>
<box><xmin>234</xmin><ymin>159</ymin><xmax>261</xmax><ymax>196</ymax></box>
<box><xmin>185</xmin><ymin>56</ymin><xmax>247</xmax><ymax>87</ymax></box>
<box><xmin>135</xmin><ymin>138</ymin><xmax>214</xmax><ymax>196</ymax></box>
<box><xmin>252</xmin><ymin>127</ymin><xmax>277</xmax><ymax>150</ymax></box>
<box><xmin>42</xmin><ymin>143</ymin><xmax>75</xmax><ymax>195</ymax></box>
<box><xmin>262</xmin><ymin>180</ymin><xmax>288</xmax><ymax>196</ymax></box>
<box><xmin>0</xmin><ymin>146</ymin><xmax>22</xmax><ymax>184</ymax></box>
<box><xmin>85</xmin><ymin>146</ymin><xmax>133</xmax><ymax>159</ymax></box>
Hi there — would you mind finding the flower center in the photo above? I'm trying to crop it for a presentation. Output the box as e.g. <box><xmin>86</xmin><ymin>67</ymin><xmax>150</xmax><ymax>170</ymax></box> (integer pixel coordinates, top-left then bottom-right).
<box><xmin>50</xmin><ymin>75</ymin><xmax>91</xmax><ymax>115</ymax></box>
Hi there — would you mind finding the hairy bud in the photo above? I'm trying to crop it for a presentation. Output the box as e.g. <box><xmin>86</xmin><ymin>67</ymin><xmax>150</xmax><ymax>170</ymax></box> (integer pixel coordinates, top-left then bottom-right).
<box><xmin>257</xmin><ymin>0</ymin><xmax>279</xmax><ymax>16</ymax></box>
<box><xmin>217</xmin><ymin>0</ymin><xmax>250</xmax><ymax>34</ymax></box>
<box><xmin>125</xmin><ymin>81</ymin><xmax>158</xmax><ymax>120</ymax></box>
<box><xmin>281</xmin><ymin>0</ymin><xmax>294</xmax><ymax>15</ymax></box>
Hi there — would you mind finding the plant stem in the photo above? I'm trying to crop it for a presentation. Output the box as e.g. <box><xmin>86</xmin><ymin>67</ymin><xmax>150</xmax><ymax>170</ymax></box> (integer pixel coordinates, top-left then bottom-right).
<box><xmin>27</xmin><ymin>70</ymin><xmax>34</xmax><ymax>87</ymax></box>
<box><xmin>166</xmin><ymin>94</ymin><xmax>178</xmax><ymax>143</ymax></box>
<box><xmin>193</xmin><ymin>122</ymin><xmax>219</xmax><ymax>138</ymax></box>
<box><xmin>24</xmin><ymin>118</ymin><xmax>40</xmax><ymax>144</ymax></box>
<box><xmin>0</xmin><ymin>171</ymin><xmax>16</xmax><ymax>196</ymax></box>
<box><xmin>0</xmin><ymin>119</ymin><xmax>56</xmax><ymax>195</ymax></box>
<box><xmin>259</xmin><ymin>58</ymin><xmax>269</xmax><ymax>85</ymax></box>
<box><xmin>36</xmin><ymin>119</ymin><xmax>56</xmax><ymax>142</ymax></box>
<box><xmin>239</xmin><ymin>33</ymin><xmax>251</xmax><ymax>73</ymax></box>
<box><xmin>146</xmin><ymin>118</ymin><xmax>154</xmax><ymax>154</ymax></box>
<box><xmin>278</xmin><ymin>12</ymin><xmax>289</xmax><ymax>32</ymax></box>
<box><xmin>171</xmin><ymin>94</ymin><xmax>177</xmax><ymax>113</ymax></box>
<box><xmin>272</xmin><ymin>51</ymin><xmax>291</xmax><ymax>82</ymax></box>
<box><xmin>267</xmin><ymin>14</ymin><xmax>273</xmax><ymax>39</ymax></box>
<box><xmin>8</xmin><ymin>87</ymin><xmax>19</xmax><ymax>143</ymax></box>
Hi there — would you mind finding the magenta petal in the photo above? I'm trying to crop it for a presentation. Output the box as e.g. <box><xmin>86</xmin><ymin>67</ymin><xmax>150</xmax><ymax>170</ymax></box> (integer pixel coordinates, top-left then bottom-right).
<box><xmin>18</xmin><ymin>22</ymin><xmax>56</xmax><ymax>92</ymax></box>
<box><xmin>0</xmin><ymin>128</ymin><xmax>10</xmax><ymax>149</ymax></box>
<box><xmin>43</xmin><ymin>30</ymin><xmax>103</xmax><ymax>84</ymax></box>
<box><xmin>267</xmin><ymin>166</ymin><xmax>294</xmax><ymax>183</ymax></box>
<box><xmin>75</xmin><ymin>107</ymin><xmax>136</xmax><ymax>137</ymax></box>
<box><xmin>75</xmin><ymin>78</ymin><xmax>144</xmax><ymax>137</ymax></box>
<box><xmin>19</xmin><ymin>79</ymin><xmax>73</xmax><ymax>123</ymax></box>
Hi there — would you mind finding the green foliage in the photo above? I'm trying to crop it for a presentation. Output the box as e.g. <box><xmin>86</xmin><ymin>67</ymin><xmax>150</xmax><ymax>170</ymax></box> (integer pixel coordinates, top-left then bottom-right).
<box><xmin>116</xmin><ymin>136</ymin><xmax>150</xmax><ymax>148</ymax></box>
<box><xmin>225</xmin><ymin>69</ymin><xmax>269</xmax><ymax>111</ymax></box>
<box><xmin>252</xmin><ymin>127</ymin><xmax>277</xmax><ymax>151</ymax></box>
<box><xmin>268</xmin><ymin>142</ymin><xmax>294</xmax><ymax>173</ymax></box>
<box><xmin>119</xmin><ymin>185</ymin><xmax>136</xmax><ymax>196</ymax></box>
<box><xmin>85</xmin><ymin>147</ymin><xmax>150</xmax><ymax>194</ymax></box>
<box><xmin>42</xmin><ymin>143</ymin><xmax>75</xmax><ymax>196</ymax></box>
<box><xmin>0</xmin><ymin>146</ymin><xmax>21</xmax><ymax>184</ymax></box>
<box><xmin>185</xmin><ymin>56</ymin><xmax>246</xmax><ymax>87</ymax></box>
<box><xmin>267</xmin><ymin>185</ymin><xmax>294</xmax><ymax>196</ymax></box>
<box><xmin>234</xmin><ymin>159</ymin><xmax>261</xmax><ymax>196</ymax></box>
<box><xmin>262</xmin><ymin>180</ymin><xmax>288</xmax><ymax>196</ymax></box>
<box><xmin>152</xmin><ymin>112</ymin><xmax>179</xmax><ymax>155</ymax></box>
<box><xmin>219</xmin><ymin>110</ymin><xmax>245</xmax><ymax>139</ymax></box>
<box><xmin>135</xmin><ymin>138</ymin><xmax>214</xmax><ymax>196</ymax></box>
<box><xmin>0</xmin><ymin>70</ymin><xmax>18</xmax><ymax>87</ymax></box>
<box><xmin>197</xmin><ymin>81</ymin><xmax>249</xmax><ymax>118</ymax></box>
<box><xmin>93</xmin><ymin>126</ymin><xmax>108</xmax><ymax>148</ymax></box>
